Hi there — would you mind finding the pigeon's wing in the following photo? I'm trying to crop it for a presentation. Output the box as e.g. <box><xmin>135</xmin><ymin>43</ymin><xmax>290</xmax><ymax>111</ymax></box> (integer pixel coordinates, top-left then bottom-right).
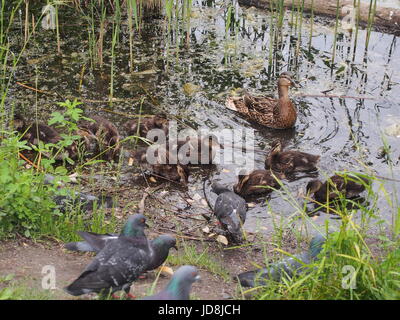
<box><xmin>146</xmin><ymin>240</ymin><xmax>165</xmax><ymax>271</ymax></box>
<box><xmin>77</xmin><ymin>231</ymin><xmax>118</xmax><ymax>252</ymax></box>
<box><xmin>64</xmin><ymin>241</ymin><xmax>97</xmax><ymax>252</ymax></box>
<box><xmin>233</xmin><ymin>196</ymin><xmax>247</xmax><ymax>223</ymax></box>
<box><xmin>269</xmin><ymin>252</ymin><xmax>311</xmax><ymax>281</ymax></box>
<box><xmin>65</xmin><ymin>238</ymin><xmax>150</xmax><ymax>295</ymax></box>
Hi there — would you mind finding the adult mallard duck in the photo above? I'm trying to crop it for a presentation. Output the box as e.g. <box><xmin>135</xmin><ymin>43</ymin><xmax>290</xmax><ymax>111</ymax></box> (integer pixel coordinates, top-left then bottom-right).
<box><xmin>265</xmin><ymin>140</ymin><xmax>320</xmax><ymax>174</ymax></box>
<box><xmin>306</xmin><ymin>174</ymin><xmax>370</xmax><ymax>203</ymax></box>
<box><xmin>233</xmin><ymin>169</ymin><xmax>285</xmax><ymax>197</ymax></box>
<box><xmin>125</xmin><ymin>113</ymin><xmax>169</xmax><ymax>139</ymax></box>
<box><xmin>226</xmin><ymin>72</ymin><xmax>299</xmax><ymax>129</ymax></box>
<box><xmin>79</xmin><ymin>116</ymin><xmax>120</xmax><ymax>160</ymax></box>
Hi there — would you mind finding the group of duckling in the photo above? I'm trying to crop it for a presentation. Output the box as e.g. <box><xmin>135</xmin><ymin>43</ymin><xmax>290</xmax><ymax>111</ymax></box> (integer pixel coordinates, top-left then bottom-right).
<box><xmin>14</xmin><ymin>71</ymin><xmax>370</xmax><ymax>242</ymax></box>
<box><xmin>14</xmin><ymin>113</ymin><xmax>121</xmax><ymax>161</ymax></box>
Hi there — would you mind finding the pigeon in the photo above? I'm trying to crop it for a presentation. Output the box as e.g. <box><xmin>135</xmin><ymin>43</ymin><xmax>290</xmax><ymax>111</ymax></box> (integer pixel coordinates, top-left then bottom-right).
<box><xmin>142</xmin><ymin>265</ymin><xmax>201</xmax><ymax>300</ymax></box>
<box><xmin>44</xmin><ymin>174</ymin><xmax>114</xmax><ymax>213</ymax></box>
<box><xmin>64</xmin><ymin>214</ymin><xmax>151</xmax><ymax>296</ymax></box>
<box><xmin>237</xmin><ymin>234</ymin><xmax>326</xmax><ymax>287</ymax></box>
<box><xmin>53</xmin><ymin>192</ymin><xmax>114</xmax><ymax>213</ymax></box>
<box><xmin>65</xmin><ymin>233</ymin><xmax>177</xmax><ymax>271</ymax></box>
<box><xmin>146</xmin><ymin>235</ymin><xmax>178</xmax><ymax>271</ymax></box>
<box><xmin>211</xmin><ymin>182</ymin><xmax>247</xmax><ymax>243</ymax></box>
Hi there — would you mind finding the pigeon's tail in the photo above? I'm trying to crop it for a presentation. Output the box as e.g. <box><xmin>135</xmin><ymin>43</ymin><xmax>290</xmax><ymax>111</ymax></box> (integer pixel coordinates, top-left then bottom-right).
<box><xmin>64</xmin><ymin>241</ymin><xmax>95</xmax><ymax>252</ymax></box>
<box><xmin>236</xmin><ymin>270</ymin><xmax>257</xmax><ymax>288</ymax></box>
<box><xmin>236</xmin><ymin>268</ymin><xmax>269</xmax><ymax>288</ymax></box>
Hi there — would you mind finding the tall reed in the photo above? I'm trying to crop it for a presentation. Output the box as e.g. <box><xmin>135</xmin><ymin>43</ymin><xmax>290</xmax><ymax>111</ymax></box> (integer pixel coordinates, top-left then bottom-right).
<box><xmin>109</xmin><ymin>0</ymin><xmax>121</xmax><ymax>105</ymax></box>
<box><xmin>331</xmin><ymin>0</ymin><xmax>341</xmax><ymax>67</ymax></box>
<box><xmin>365</xmin><ymin>0</ymin><xmax>377</xmax><ymax>50</ymax></box>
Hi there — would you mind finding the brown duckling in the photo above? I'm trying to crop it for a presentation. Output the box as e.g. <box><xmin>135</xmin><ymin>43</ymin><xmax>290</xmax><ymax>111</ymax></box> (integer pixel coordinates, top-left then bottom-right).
<box><xmin>233</xmin><ymin>169</ymin><xmax>285</xmax><ymax>197</ymax></box>
<box><xmin>14</xmin><ymin>113</ymin><xmax>61</xmax><ymax>145</ymax></box>
<box><xmin>13</xmin><ymin>113</ymin><xmax>77</xmax><ymax>159</ymax></box>
<box><xmin>226</xmin><ymin>72</ymin><xmax>299</xmax><ymax>129</ymax></box>
<box><xmin>306</xmin><ymin>174</ymin><xmax>370</xmax><ymax>203</ymax></box>
<box><xmin>265</xmin><ymin>140</ymin><xmax>320</xmax><ymax>174</ymax></box>
<box><xmin>130</xmin><ymin>144</ymin><xmax>189</xmax><ymax>185</ymax></box>
<box><xmin>79</xmin><ymin>116</ymin><xmax>120</xmax><ymax>160</ymax></box>
<box><xmin>125</xmin><ymin>113</ymin><xmax>169</xmax><ymax>139</ymax></box>
<box><xmin>176</xmin><ymin>134</ymin><xmax>222</xmax><ymax>165</ymax></box>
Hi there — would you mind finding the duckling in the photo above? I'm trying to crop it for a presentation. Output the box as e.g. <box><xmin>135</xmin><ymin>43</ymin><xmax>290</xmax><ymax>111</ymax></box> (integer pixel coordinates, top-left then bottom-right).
<box><xmin>226</xmin><ymin>72</ymin><xmax>299</xmax><ymax>129</ymax></box>
<box><xmin>233</xmin><ymin>170</ymin><xmax>285</xmax><ymax>197</ymax></box>
<box><xmin>265</xmin><ymin>140</ymin><xmax>320</xmax><ymax>174</ymax></box>
<box><xmin>130</xmin><ymin>144</ymin><xmax>189</xmax><ymax>185</ymax></box>
<box><xmin>75</xmin><ymin>127</ymin><xmax>97</xmax><ymax>156</ymax></box>
<box><xmin>306</xmin><ymin>174</ymin><xmax>370</xmax><ymax>203</ymax></box>
<box><xmin>79</xmin><ymin>116</ymin><xmax>120</xmax><ymax>160</ymax></box>
<box><xmin>176</xmin><ymin>134</ymin><xmax>222</xmax><ymax>165</ymax></box>
<box><xmin>125</xmin><ymin>113</ymin><xmax>169</xmax><ymax>139</ymax></box>
<box><xmin>14</xmin><ymin>113</ymin><xmax>61</xmax><ymax>145</ymax></box>
<box><xmin>13</xmin><ymin>113</ymin><xmax>77</xmax><ymax>159</ymax></box>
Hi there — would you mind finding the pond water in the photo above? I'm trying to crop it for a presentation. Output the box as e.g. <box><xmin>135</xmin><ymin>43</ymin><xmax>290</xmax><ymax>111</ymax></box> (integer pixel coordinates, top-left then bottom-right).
<box><xmin>361</xmin><ymin>0</ymin><xmax>400</xmax><ymax>9</ymax></box>
<box><xmin>6</xmin><ymin>0</ymin><xmax>400</xmax><ymax>236</ymax></box>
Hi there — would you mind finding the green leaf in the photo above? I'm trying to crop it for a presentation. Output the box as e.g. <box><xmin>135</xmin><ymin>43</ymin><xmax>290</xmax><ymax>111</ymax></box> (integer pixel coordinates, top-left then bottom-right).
<box><xmin>48</xmin><ymin>112</ymin><xmax>65</xmax><ymax>126</ymax></box>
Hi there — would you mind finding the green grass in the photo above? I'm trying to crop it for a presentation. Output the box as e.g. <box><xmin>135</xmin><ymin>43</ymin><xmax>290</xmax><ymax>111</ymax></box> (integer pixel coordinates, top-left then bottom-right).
<box><xmin>243</xmin><ymin>228</ymin><xmax>400</xmax><ymax>300</ymax></box>
<box><xmin>0</xmin><ymin>274</ymin><xmax>54</xmax><ymax>300</ymax></box>
<box><xmin>167</xmin><ymin>241</ymin><xmax>230</xmax><ymax>282</ymax></box>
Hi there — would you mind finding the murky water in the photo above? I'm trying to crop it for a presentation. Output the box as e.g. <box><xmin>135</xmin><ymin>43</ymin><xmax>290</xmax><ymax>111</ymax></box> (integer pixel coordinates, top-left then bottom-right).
<box><xmin>6</xmin><ymin>1</ymin><xmax>400</xmax><ymax>235</ymax></box>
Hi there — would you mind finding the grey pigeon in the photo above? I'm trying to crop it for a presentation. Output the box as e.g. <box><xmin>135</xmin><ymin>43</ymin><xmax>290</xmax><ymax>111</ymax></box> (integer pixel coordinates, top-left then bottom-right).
<box><xmin>211</xmin><ymin>182</ymin><xmax>247</xmax><ymax>243</ymax></box>
<box><xmin>146</xmin><ymin>235</ymin><xmax>177</xmax><ymax>271</ymax></box>
<box><xmin>142</xmin><ymin>265</ymin><xmax>201</xmax><ymax>300</ymax></box>
<box><xmin>65</xmin><ymin>233</ymin><xmax>177</xmax><ymax>272</ymax></box>
<box><xmin>54</xmin><ymin>192</ymin><xmax>113</xmax><ymax>213</ymax></box>
<box><xmin>64</xmin><ymin>214</ymin><xmax>150</xmax><ymax>296</ymax></box>
<box><xmin>44</xmin><ymin>174</ymin><xmax>114</xmax><ymax>213</ymax></box>
<box><xmin>237</xmin><ymin>234</ymin><xmax>326</xmax><ymax>287</ymax></box>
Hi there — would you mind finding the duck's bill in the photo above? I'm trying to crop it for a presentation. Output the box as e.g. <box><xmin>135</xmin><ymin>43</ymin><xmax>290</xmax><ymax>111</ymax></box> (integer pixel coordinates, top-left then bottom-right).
<box><xmin>291</xmin><ymin>79</ymin><xmax>302</xmax><ymax>88</ymax></box>
<box><xmin>195</xmin><ymin>275</ymin><xmax>202</xmax><ymax>282</ymax></box>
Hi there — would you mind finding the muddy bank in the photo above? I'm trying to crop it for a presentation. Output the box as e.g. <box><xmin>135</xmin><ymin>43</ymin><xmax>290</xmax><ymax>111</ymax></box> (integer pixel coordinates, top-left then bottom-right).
<box><xmin>238</xmin><ymin>0</ymin><xmax>400</xmax><ymax>33</ymax></box>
